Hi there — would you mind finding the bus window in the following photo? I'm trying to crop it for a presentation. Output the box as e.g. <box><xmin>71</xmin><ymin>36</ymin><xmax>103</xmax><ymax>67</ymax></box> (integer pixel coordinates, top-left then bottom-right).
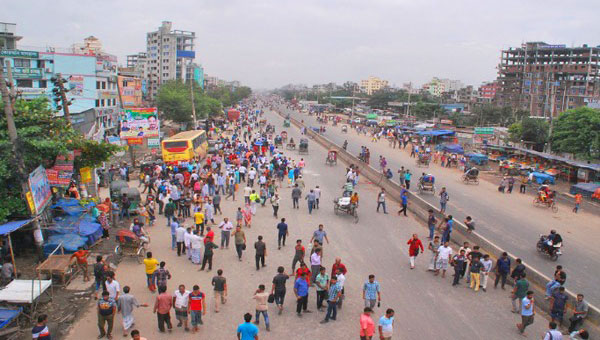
<box><xmin>164</xmin><ymin>141</ymin><xmax>188</xmax><ymax>149</ymax></box>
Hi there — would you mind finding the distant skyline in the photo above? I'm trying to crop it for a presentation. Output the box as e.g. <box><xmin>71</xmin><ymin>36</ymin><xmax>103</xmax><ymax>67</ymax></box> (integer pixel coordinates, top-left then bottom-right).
<box><xmin>4</xmin><ymin>0</ymin><xmax>600</xmax><ymax>89</ymax></box>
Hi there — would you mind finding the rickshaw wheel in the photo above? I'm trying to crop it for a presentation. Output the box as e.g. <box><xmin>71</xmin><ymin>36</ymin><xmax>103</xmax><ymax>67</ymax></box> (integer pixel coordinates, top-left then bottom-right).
<box><xmin>533</xmin><ymin>198</ymin><xmax>539</xmax><ymax>205</ymax></box>
<box><xmin>334</xmin><ymin>205</ymin><xmax>339</xmax><ymax>215</ymax></box>
<box><xmin>137</xmin><ymin>247</ymin><xmax>147</xmax><ymax>263</ymax></box>
<box><xmin>114</xmin><ymin>245</ymin><xmax>122</xmax><ymax>256</ymax></box>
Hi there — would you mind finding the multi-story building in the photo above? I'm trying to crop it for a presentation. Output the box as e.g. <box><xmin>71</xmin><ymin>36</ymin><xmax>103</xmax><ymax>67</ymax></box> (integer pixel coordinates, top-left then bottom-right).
<box><xmin>145</xmin><ymin>21</ymin><xmax>196</xmax><ymax>99</ymax></box>
<box><xmin>478</xmin><ymin>81</ymin><xmax>498</xmax><ymax>100</ymax></box>
<box><xmin>423</xmin><ymin>77</ymin><xmax>465</xmax><ymax>97</ymax></box>
<box><xmin>118</xmin><ymin>67</ymin><xmax>143</xmax><ymax>108</ymax></box>
<box><xmin>0</xmin><ymin>22</ymin><xmax>21</xmax><ymax>50</ymax></box>
<box><xmin>496</xmin><ymin>42</ymin><xmax>600</xmax><ymax>117</ymax></box>
<box><xmin>360</xmin><ymin>76</ymin><xmax>389</xmax><ymax>95</ymax></box>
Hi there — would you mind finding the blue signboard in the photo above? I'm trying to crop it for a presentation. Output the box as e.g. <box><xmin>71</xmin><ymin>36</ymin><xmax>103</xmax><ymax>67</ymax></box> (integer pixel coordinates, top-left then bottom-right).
<box><xmin>176</xmin><ymin>50</ymin><xmax>196</xmax><ymax>58</ymax></box>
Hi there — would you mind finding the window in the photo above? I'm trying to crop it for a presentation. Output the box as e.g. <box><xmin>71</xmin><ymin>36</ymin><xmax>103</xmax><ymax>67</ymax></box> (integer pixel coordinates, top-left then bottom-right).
<box><xmin>101</xmin><ymin>82</ymin><xmax>106</xmax><ymax>89</ymax></box>
<box><xmin>13</xmin><ymin>58</ymin><xmax>31</xmax><ymax>67</ymax></box>
<box><xmin>100</xmin><ymin>99</ymin><xmax>105</xmax><ymax>107</ymax></box>
<box><xmin>95</xmin><ymin>99</ymin><xmax>100</xmax><ymax>107</ymax></box>
<box><xmin>96</xmin><ymin>81</ymin><xmax>101</xmax><ymax>89</ymax></box>
<box><xmin>38</xmin><ymin>80</ymin><xmax>47</xmax><ymax>88</ymax></box>
<box><xmin>16</xmin><ymin>79</ymin><xmax>33</xmax><ymax>87</ymax></box>
<box><xmin>112</xmin><ymin>98</ymin><xmax>116</xmax><ymax>106</ymax></box>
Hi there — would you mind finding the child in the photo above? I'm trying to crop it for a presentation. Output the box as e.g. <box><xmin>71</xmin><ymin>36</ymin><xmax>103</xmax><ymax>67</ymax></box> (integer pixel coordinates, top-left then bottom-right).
<box><xmin>236</xmin><ymin>207</ymin><xmax>243</xmax><ymax>227</ymax></box>
<box><xmin>70</xmin><ymin>247</ymin><xmax>90</xmax><ymax>281</ymax></box>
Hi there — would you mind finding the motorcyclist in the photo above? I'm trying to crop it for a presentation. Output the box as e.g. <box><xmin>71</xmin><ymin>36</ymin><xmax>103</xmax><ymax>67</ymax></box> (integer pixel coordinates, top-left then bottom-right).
<box><xmin>544</xmin><ymin>230</ymin><xmax>563</xmax><ymax>255</ymax></box>
<box><xmin>343</xmin><ymin>140</ymin><xmax>348</xmax><ymax>150</ymax></box>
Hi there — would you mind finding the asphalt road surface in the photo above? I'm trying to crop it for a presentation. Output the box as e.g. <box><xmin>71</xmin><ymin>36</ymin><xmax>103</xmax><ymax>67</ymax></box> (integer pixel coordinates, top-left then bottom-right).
<box><xmin>63</xmin><ymin>108</ymin><xmax>551</xmax><ymax>340</ymax></box>
<box><xmin>278</xmin><ymin>104</ymin><xmax>600</xmax><ymax>307</ymax></box>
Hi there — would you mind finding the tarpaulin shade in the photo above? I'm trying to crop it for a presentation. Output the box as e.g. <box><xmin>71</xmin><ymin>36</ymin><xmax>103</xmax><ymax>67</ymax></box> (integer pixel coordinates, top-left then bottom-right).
<box><xmin>0</xmin><ymin>219</ymin><xmax>32</xmax><ymax>236</ymax></box>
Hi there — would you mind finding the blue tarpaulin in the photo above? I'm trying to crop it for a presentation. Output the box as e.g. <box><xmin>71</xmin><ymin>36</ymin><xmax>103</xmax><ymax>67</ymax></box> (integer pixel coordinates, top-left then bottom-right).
<box><xmin>0</xmin><ymin>219</ymin><xmax>32</xmax><ymax>236</ymax></box>
<box><xmin>570</xmin><ymin>183</ymin><xmax>600</xmax><ymax>198</ymax></box>
<box><xmin>43</xmin><ymin>234</ymin><xmax>88</xmax><ymax>256</ymax></box>
<box><xmin>438</xmin><ymin>143</ymin><xmax>464</xmax><ymax>154</ymax></box>
<box><xmin>531</xmin><ymin>172</ymin><xmax>555</xmax><ymax>184</ymax></box>
<box><xmin>416</xmin><ymin>130</ymin><xmax>455</xmax><ymax>137</ymax></box>
<box><xmin>466</xmin><ymin>153</ymin><xmax>488</xmax><ymax>165</ymax></box>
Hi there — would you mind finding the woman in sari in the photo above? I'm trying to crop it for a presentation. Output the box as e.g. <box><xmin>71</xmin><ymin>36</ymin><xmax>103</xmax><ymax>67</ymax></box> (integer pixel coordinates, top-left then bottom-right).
<box><xmin>242</xmin><ymin>204</ymin><xmax>252</xmax><ymax>228</ymax></box>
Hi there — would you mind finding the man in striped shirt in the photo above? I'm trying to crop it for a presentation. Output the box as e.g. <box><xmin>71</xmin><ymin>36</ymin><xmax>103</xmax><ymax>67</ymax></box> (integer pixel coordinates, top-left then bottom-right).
<box><xmin>320</xmin><ymin>276</ymin><xmax>342</xmax><ymax>323</ymax></box>
<box><xmin>32</xmin><ymin>314</ymin><xmax>51</xmax><ymax>339</ymax></box>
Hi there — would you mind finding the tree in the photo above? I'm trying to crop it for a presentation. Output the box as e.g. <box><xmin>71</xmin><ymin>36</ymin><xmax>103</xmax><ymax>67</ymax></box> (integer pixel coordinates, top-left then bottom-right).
<box><xmin>508</xmin><ymin>117</ymin><xmax>549</xmax><ymax>150</ymax></box>
<box><xmin>206</xmin><ymin>85</ymin><xmax>252</xmax><ymax>107</ymax></box>
<box><xmin>157</xmin><ymin>81</ymin><xmax>224</xmax><ymax>123</ymax></box>
<box><xmin>550</xmin><ymin>107</ymin><xmax>600</xmax><ymax>159</ymax></box>
<box><xmin>0</xmin><ymin>98</ymin><xmax>119</xmax><ymax>222</ymax></box>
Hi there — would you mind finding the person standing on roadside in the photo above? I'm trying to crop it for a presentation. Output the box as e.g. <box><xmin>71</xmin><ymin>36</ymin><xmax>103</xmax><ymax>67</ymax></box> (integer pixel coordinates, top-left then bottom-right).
<box><xmin>315</xmin><ymin>266</ymin><xmax>329</xmax><ymax>311</ymax></box>
<box><xmin>291</xmin><ymin>184</ymin><xmax>302</xmax><ymax>209</ymax></box>
<box><xmin>218</xmin><ymin>217</ymin><xmax>234</xmax><ymax>249</ymax></box>
<box><xmin>175</xmin><ymin>223</ymin><xmax>186</xmax><ymax>256</ymax></box>
<box><xmin>451</xmin><ymin>249</ymin><xmax>467</xmax><ymax>286</ymax></box>
<box><xmin>469</xmin><ymin>255</ymin><xmax>483</xmax><ymax>292</ymax></box>
<box><xmin>173</xmin><ymin>284</ymin><xmax>190</xmax><ymax>332</ymax></box>
<box><xmin>254</xmin><ymin>236</ymin><xmax>267</xmax><ymax>270</ymax></box>
<box><xmin>292</xmin><ymin>239</ymin><xmax>305</xmax><ymax>272</ymax></box>
<box><xmin>512</xmin><ymin>273</ymin><xmax>529</xmax><ymax>313</ymax></box>
<box><xmin>305</xmin><ymin>189</ymin><xmax>316</xmax><ymax>214</ymax></box>
<box><xmin>404</xmin><ymin>170</ymin><xmax>412</xmax><ymax>190</ymax></box>
<box><xmin>493</xmin><ymin>252</ymin><xmax>511</xmax><ymax>289</ymax></box>
<box><xmin>294</xmin><ymin>271</ymin><xmax>310</xmax><ymax>317</ymax></box>
<box><xmin>427</xmin><ymin>209</ymin><xmax>437</xmax><ymax>240</ymax></box>
<box><xmin>233</xmin><ymin>226</ymin><xmax>246</xmax><ymax>261</ymax></box>
<box><xmin>97</xmin><ymin>290</ymin><xmax>117</xmax><ymax>339</ymax></box>
<box><xmin>439</xmin><ymin>187</ymin><xmax>449</xmax><ymax>214</ymax></box>
<box><xmin>360</xmin><ymin>307</ymin><xmax>375</xmax><ymax>340</ymax></box>
<box><xmin>435</xmin><ymin>241</ymin><xmax>452</xmax><ymax>278</ymax></box>
<box><xmin>376</xmin><ymin>188</ymin><xmax>388</xmax><ymax>214</ymax></box>
<box><xmin>362</xmin><ymin>274</ymin><xmax>381</xmax><ymax>309</ymax></box>
<box><xmin>310</xmin><ymin>249</ymin><xmax>322</xmax><ymax>285</ymax></box>
<box><xmin>271</xmin><ymin>266</ymin><xmax>289</xmax><ymax>315</ymax></box>
<box><xmin>153</xmin><ymin>286</ymin><xmax>173</xmax><ymax>333</ymax></box>
<box><xmin>550</xmin><ymin>286</ymin><xmax>568</xmax><ymax>326</ymax></box>
<box><xmin>211</xmin><ymin>269</ymin><xmax>227</xmax><ymax>313</ymax></box>
<box><xmin>517</xmin><ymin>291</ymin><xmax>535</xmax><ymax>336</ymax></box>
<box><xmin>277</xmin><ymin>218</ymin><xmax>288</xmax><ymax>249</ymax></box>
<box><xmin>378</xmin><ymin>308</ymin><xmax>395</xmax><ymax>340</ymax></box>
<box><xmin>407</xmin><ymin>234</ymin><xmax>424</xmax><ymax>269</ymax></box>
<box><xmin>568</xmin><ymin>294</ymin><xmax>589</xmax><ymax>333</ymax></box>
<box><xmin>480</xmin><ymin>254</ymin><xmax>493</xmax><ymax>292</ymax></box>
<box><xmin>188</xmin><ymin>285</ymin><xmax>206</xmax><ymax>334</ymax></box>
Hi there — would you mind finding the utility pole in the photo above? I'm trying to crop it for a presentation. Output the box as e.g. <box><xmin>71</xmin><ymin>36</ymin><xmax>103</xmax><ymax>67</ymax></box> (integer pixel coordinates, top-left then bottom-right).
<box><xmin>51</xmin><ymin>73</ymin><xmax>71</xmax><ymax>122</ymax></box>
<box><xmin>189</xmin><ymin>77</ymin><xmax>198</xmax><ymax>130</ymax></box>
<box><xmin>351</xmin><ymin>85</ymin><xmax>356</xmax><ymax>118</ymax></box>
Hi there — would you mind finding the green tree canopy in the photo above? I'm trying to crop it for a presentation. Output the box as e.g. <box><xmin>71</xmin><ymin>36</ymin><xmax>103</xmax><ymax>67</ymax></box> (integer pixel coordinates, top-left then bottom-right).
<box><xmin>550</xmin><ymin>107</ymin><xmax>600</xmax><ymax>159</ymax></box>
<box><xmin>157</xmin><ymin>81</ymin><xmax>225</xmax><ymax>123</ymax></box>
<box><xmin>0</xmin><ymin>98</ymin><xmax>119</xmax><ymax>222</ymax></box>
<box><xmin>206</xmin><ymin>85</ymin><xmax>252</xmax><ymax>107</ymax></box>
<box><xmin>507</xmin><ymin>117</ymin><xmax>549</xmax><ymax>150</ymax></box>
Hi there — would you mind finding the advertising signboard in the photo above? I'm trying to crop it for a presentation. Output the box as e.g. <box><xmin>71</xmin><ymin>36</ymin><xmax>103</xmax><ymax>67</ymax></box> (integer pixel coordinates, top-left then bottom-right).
<box><xmin>28</xmin><ymin>165</ymin><xmax>52</xmax><ymax>214</ymax></box>
<box><xmin>119</xmin><ymin>107</ymin><xmax>160</xmax><ymax>139</ymax></box>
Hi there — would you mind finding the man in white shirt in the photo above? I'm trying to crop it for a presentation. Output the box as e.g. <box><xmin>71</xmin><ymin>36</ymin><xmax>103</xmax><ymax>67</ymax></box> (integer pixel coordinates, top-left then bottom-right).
<box><xmin>314</xmin><ymin>186</ymin><xmax>321</xmax><ymax>209</ymax></box>
<box><xmin>174</xmin><ymin>284</ymin><xmax>191</xmax><ymax>332</ymax></box>
<box><xmin>184</xmin><ymin>227</ymin><xmax>193</xmax><ymax>261</ymax></box>
<box><xmin>244</xmin><ymin>185</ymin><xmax>252</xmax><ymax>204</ymax></box>
<box><xmin>544</xmin><ymin>321</ymin><xmax>563</xmax><ymax>340</ymax></box>
<box><xmin>189</xmin><ymin>231</ymin><xmax>204</xmax><ymax>265</ymax></box>
<box><xmin>248</xmin><ymin>168</ymin><xmax>257</xmax><ymax>187</ymax></box>
<box><xmin>480</xmin><ymin>254</ymin><xmax>493</xmax><ymax>292</ymax></box>
<box><xmin>436</xmin><ymin>242</ymin><xmax>452</xmax><ymax>278</ymax></box>
<box><xmin>105</xmin><ymin>273</ymin><xmax>120</xmax><ymax>300</ymax></box>
<box><xmin>335</xmin><ymin>268</ymin><xmax>346</xmax><ymax>309</ymax></box>
<box><xmin>175</xmin><ymin>224</ymin><xmax>187</xmax><ymax>257</ymax></box>
<box><xmin>310</xmin><ymin>250</ymin><xmax>322</xmax><ymax>285</ymax></box>
<box><xmin>218</xmin><ymin>218</ymin><xmax>234</xmax><ymax>249</ymax></box>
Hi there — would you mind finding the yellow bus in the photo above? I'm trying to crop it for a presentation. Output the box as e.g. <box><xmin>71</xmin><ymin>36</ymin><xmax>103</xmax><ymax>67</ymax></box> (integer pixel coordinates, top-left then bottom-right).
<box><xmin>161</xmin><ymin>130</ymin><xmax>208</xmax><ymax>164</ymax></box>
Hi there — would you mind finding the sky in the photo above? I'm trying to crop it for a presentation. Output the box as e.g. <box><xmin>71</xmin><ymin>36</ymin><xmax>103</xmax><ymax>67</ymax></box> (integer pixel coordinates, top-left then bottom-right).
<box><xmin>5</xmin><ymin>0</ymin><xmax>600</xmax><ymax>89</ymax></box>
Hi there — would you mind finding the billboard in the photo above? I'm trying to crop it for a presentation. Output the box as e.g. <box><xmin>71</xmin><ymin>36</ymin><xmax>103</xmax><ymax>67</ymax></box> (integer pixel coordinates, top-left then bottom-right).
<box><xmin>69</xmin><ymin>75</ymin><xmax>85</xmax><ymax>95</ymax></box>
<box><xmin>119</xmin><ymin>107</ymin><xmax>160</xmax><ymax>139</ymax></box>
<box><xmin>28</xmin><ymin>165</ymin><xmax>52</xmax><ymax>214</ymax></box>
<box><xmin>46</xmin><ymin>151</ymin><xmax>75</xmax><ymax>187</ymax></box>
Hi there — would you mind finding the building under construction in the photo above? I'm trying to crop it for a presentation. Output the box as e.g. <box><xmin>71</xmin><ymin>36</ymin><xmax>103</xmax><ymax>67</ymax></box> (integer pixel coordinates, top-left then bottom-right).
<box><xmin>496</xmin><ymin>42</ymin><xmax>600</xmax><ymax>117</ymax></box>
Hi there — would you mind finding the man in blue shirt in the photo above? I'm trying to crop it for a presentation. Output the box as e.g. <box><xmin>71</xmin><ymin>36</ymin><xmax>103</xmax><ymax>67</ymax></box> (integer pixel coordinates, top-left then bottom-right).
<box><xmin>294</xmin><ymin>272</ymin><xmax>310</xmax><ymax>316</ymax></box>
<box><xmin>170</xmin><ymin>218</ymin><xmax>179</xmax><ymax>251</ymax></box>
<box><xmin>276</xmin><ymin>218</ymin><xmax>288</xmax><ymax>249</ymax></box>
<box><xmin>441</xmin><ymin>216</ymin><xmax>453</xmax><ymax>243</ymax></box>
<box><xmin>320</xmin><ymin>276</ymin><xmax>342</xmax><ymax>323</ymax></box>
<box><xmin>517</xmin><ymin>291</ymin><xmax>535</xmax><ymax>335</ymax></box>
<box><xmin>398</xmin><ymin>192</ymin><xmax>408</xmax><ymax>216</ymax></box>
<box><xmin>494</xmin><ymin>252</ymin><xmax>511</xmax><ymax>289</ymax></box>
<box><xmin>236</xmin><ymin>313</ymin><xmax>258</xmax><ymax>340</ymax></box>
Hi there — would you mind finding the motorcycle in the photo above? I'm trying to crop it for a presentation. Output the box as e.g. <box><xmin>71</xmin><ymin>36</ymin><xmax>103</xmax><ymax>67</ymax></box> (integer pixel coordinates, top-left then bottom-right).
<box><xmin>536</xmin><ymin>234</ymin><xmax>562</xmax><ymax>261</ymax></box>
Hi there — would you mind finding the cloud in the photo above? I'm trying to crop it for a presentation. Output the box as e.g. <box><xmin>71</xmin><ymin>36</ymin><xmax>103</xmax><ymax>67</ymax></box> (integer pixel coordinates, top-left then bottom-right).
<box><xmin>4</xmin><ymin>0</ymin><xmax>600</xmax><ymax>88</ymax></box>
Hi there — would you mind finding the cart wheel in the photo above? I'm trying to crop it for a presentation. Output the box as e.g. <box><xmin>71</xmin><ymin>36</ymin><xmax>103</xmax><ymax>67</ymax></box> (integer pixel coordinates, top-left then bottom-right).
<box><xmin>533</xmin><ymin>198</ymin><xmax>539</xmax><ymax>205</ymax></box>
<box><xmin>114</xmin><ymin>245</ymin><xmax>122</xmax><ymax>256</ymax></box>
<box><xmin>137</xmin><ymin>247</ymin><xmax>147</xmax><ymax>263</ymax></box>
<box><xmin>432</xmin><ymin>188</ymin><xmax>436</xmax><ymax>195</ymax></box>
<box><xmin>551</xmin><ymin>202</ymin><xmax>558</xmax><ymax>213</ymax></box>
<box><xmin>418</xmin><ymin>187</ymin><xmax>422</xmax><ymax>194</ymax></box>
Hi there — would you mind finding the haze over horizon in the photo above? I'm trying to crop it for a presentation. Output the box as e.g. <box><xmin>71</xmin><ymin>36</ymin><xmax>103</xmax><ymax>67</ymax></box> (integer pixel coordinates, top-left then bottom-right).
<box><xmin>5</xmin><ymin>0</ymin><xmax>600</xmax><ymax>89</ymax></box>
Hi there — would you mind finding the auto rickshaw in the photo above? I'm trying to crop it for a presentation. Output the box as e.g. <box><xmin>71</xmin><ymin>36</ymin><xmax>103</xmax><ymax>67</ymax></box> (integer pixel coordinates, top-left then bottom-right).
<box><xmin>283</xmin><ymin>119</ymin><xmax>291</xmax><ymax>128</ymax></box>
<box><xmin>326</xmin><ymin>149</ymin><xmax>338</xmax><ymax>166</ymax></box>
<box><xmin>298</xmin><ymin>138</ymin><xmax>309</xmax><ymax>154</ymax></box>
<box><xmin>120</xmin><ymin>187</ymin><xmax>141</xmax><ymax>214</ymax></box>
<box><xmin>274</xmin><ymin>135</ymin><xmax>283</xmax><ymax>147</ymax></box>
<box><xmin>110</xmin><ymin>180</ymin><xmax>129</xmax><ymax>201</ymax></box>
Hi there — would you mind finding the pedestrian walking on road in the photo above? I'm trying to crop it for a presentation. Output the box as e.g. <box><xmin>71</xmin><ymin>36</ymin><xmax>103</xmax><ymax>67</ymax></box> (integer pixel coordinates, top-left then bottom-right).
<box><xmin>512</xmin><ymin>273</ymin><xmax>529</xmax><ymax>313</ymax></box>
<box><xmin>360</xmin><ymin>307</ymin><xmax>375</xmax><ymax>340</ymax></box>
<box><xmin>175</xmin><ymin>224</ymin><xmax>186</xmax><ymax>256</ymax></box>
<box><xmin>252</xmin><ymin>285</ymin><xmax>271</xmax><ymax>331</ymax></box>
<box><xmin>320</xmin><ymin>275</ymin><xmax>341</xmax><ymax>324</ymax></box>
<box><xmin>98</xmin><ymin>290</ymin><xmax>117</xmax><ymax>339</ymax></box>
<box><xmin>404</xmin><ymin>170</ymin><xmax>412</xmax><ymax>190</ymax></box>
<box><xmin>398</xmin><ymin>167</ymin><xmax>406</xmax><ymax>187</ymax></box>
<box><xmin>378</xmin><ymin>308</ymin><xmax>395</xmax><ymax>340</ymax></box>
<box><xmin>516</xmin><ymin>291</ymin><xmax>535</xmax><ymax>336</ymax></box>
<box><xmin>270</xmin><ymin>193</ymin><xmax>280</xmax><ymax>217</ymax></box>
<box><xmin>292</xmin><ymin>240</ymin><xmax>305</xmax><ymax>272</ymax></box>
<box><xmin>118</xmin><ymin>286</ymin><xmax>148</xmax><ymax>337</ymax></box>
<box><xmin>143</xmin><ymin>252</ymin><xmax>159</xmax><ymax>292</ymax></box>
<box><xmin>233</xmin><ymin>226</ymin><xmax>246</xmax><ymax>261</ymax></box>
<box><xmin>173</xmin><ymin>284</ymin><xmax>190</xmax><ymax>332</ymax></box>
<box><xmin>407</xmin><ymin>234</ymin><xmax>424</xmax><ymax>269</ymax></box>
<box><xmin>153</xmin><ymin>261</ymin><xmax>171</xmax><ymax>290</ymax></box>
<box><xmin>187</xmin><ymin>285</ymin><xmax>206</xmax><ymax>333</ymax></box>
<box><xmin>218</xmin><ymin>217</ymin><xmax>234</xmax><ymax>249</ymax></box>
<box><xmin>294</xmin><ymin>271</ymin><xmax>310</xmax><ymax>316</ymax></box>
<box><xmin>519</xmin><ymin>175</ymin><xmax>528</xmax><ymax>194</ymax></box>
<box><xmin>200</xmin><ymin>238</ymin><xmax>219</xmax><ymax>272</ymax></box>
<box><xmin>310</xmin><ymin>224</ymin><xmax>329</xmax><ymax>245</ymax></box>
<box><xmin>362</xmin><ymin>275</ymin><xmax>381</xmax><ymax>309</ymax></box>
<box><xmin>376</xmin><ymin>188</ymin><xmax>388</xmax><ymax>214</ymax></box>
<box><xmin>291</xmin><ymin>184</ymin><xmax>302</xmax><ymax>209</ymax></box>
<box><xmin>427</xmin><ymin>236</ymin><xmax>440</xmax><ymax>271</ymax></box>
<box><xmin>153</xmin><ymin>286</ymin><xmax>173</xmax><ymax>333</ymax></box>
<box><xmin>439</xmin><ymin>187</ymin><xmax>449</xmax><ymax>214</ymax></box>
<box><xmin>277</xmin><ymin>218</ymin><xmax>288</xmax><ymax>249</ymax></box>
<box><xmin>573</xmin><ymin>193</ymin><xmax>582</xmax><ymax>213</ymax></box>
<box><xmin>398</xmin><ymin>191</ymin><xmax>408</xmax><ymax>216</ymax></box>
<box><xmin>314</xmin><ymin>186</ymin><xmax>321</xmax><ymax>209</ymax></box>
<box><xmin>493</xmin><ymin>252</ymin><xmax>511</xmax><ymax>289</ymax></box>
<box><xmin>254</xmin><ymin>235</ymin><xmax>267</xmax><ymax>270</ymax></box>
<box><xmin>271</xmin><ymin>266</ymin><xmax>290</xmax><ymax>315</ymax></box>
<box><xmin>211</xmin><ymin>269</ymin><xmax>227</xmax><ymax>313</ymax></box>
<box><xmin>305</xmin><ymin>189</ymin><xmax>316</xmax><ymax>214</ymax></box>
<box><xmin>439</xmin><ymin>216</ymin><xmax>453</xmax><ymax>243</ymax></box>
<box><xmin>194</xmin><ymin>208</ymin><xmax>205</xmax><ymax>235</ymax></box>
<box><xmin>237</xmin><ymin>313</ymin><xmax>259</xmax><ymax>340</ymax></box>
<box><xmin>189</xmin><ymin>230</ymin><xmax>203</xmax><ymax>265</ymax></box>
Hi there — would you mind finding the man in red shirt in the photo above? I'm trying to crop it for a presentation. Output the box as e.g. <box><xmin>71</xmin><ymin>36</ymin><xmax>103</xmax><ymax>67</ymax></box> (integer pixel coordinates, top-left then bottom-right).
<box><xmin>70</xmin><ymin>247</ymin><xmax>90</xmax><ymax>281</ymax></box>
<box><xmin>360</xmin><ymin>307</ymin><xmax>375</xmax><ymax>340</ymax></box>
<box><xmin>204</xmin><ymin>227</ymin><xmax>214</xmax><ymax>244</ymax></box>
<box><xmin>407</xmin><ymin>234</ymin><xmax>425</xmax><ymax>269</ymax></box>
<box><xmin>331</xmin><ymin>257</ymin><xmax>347</xmax><ymax>277</ymax></box>
<box><xmin>295</xmin><ymin>262</ymin><xmax>311</xmax><ymax>284</ymax></box>
<box><xmin>153</xmin><ymin>286</ymin><xmax>173</xmax><ymax>333</ymax></box>
<box><xmin>188</xmin><ymin>285</ymin><xmax>206</xmax><ymax>334</ymax></box>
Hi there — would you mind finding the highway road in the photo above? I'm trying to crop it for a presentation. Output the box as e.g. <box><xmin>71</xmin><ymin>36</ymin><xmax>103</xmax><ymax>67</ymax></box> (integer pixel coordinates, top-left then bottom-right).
<box><xmin>65</xmin><ymin>106</ymin><xmax>548</xmax><ymax>340</ymax></box>
<box><xmin>279</xmin><ymin>104</ymin><xmax>600</xmax><ymax>307</ymax></box>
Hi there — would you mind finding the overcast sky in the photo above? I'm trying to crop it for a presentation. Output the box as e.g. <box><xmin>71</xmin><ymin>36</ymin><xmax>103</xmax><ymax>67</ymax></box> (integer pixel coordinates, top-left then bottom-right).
<box><xmin>5</xmin><ymin>0</ymin><xmax>600</xmax><ymax>89</ymax></box>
